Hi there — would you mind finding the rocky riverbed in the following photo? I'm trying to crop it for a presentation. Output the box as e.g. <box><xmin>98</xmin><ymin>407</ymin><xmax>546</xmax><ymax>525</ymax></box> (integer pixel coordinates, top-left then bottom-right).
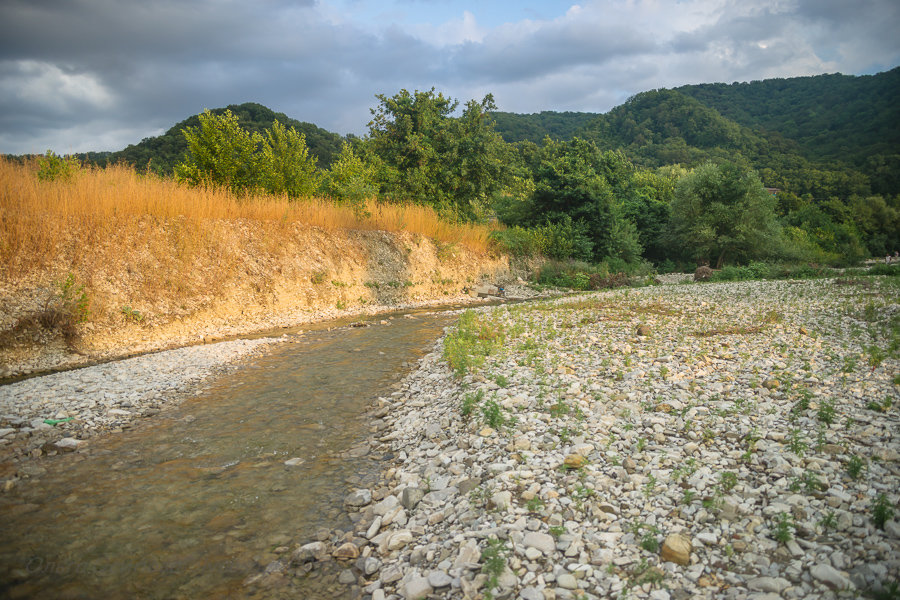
<box><xmin>274</xmin><ymin>277</ymin><xmax>899</xmax><ymax>599</ymax></box>
<box><xmin>0</xmin><ymin>337</ymin><xmax>278</xmax><ymax>466</ymax></box>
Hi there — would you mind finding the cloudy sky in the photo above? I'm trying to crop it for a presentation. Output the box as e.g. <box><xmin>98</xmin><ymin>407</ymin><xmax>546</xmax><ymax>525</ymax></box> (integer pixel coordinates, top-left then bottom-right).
<box><xmin>1</xmin><ymin>0</ymin><xmax>898</xmax><ymax>154</ymax></box>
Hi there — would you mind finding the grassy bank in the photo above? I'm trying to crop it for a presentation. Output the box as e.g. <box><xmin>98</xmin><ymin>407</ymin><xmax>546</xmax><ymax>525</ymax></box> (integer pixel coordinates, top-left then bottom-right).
<box><xmin>0</xmin><ymin>158</ymin><xmax>510</xmax><ymax>376</ymax></box>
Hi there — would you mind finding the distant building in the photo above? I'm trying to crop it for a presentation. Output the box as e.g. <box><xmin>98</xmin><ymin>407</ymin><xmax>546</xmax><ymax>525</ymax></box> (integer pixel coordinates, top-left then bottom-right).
<box><xmin>765</xmin><ymin>187</ymin><xmax>780</xmax><ymax>196</ymax></box>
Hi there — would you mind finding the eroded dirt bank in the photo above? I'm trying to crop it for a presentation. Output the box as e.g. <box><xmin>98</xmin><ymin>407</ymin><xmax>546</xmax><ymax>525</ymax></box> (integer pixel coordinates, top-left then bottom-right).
<box><xmin>0</xmin><ymin>223</ymin><xmax>517</xmax><ymax>379</ymax></box>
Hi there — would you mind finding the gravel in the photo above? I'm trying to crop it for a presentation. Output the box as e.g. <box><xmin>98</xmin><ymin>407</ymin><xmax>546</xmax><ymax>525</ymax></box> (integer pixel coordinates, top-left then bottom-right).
<box><xmin>0</xmin><ymin>337</ymin><xmax>277</xmax><ymax>460</ymax></box>
<box><xmin>288</xmin><ymin>277</ymin><xmax>899</xmax><ymax>600</ymax></box>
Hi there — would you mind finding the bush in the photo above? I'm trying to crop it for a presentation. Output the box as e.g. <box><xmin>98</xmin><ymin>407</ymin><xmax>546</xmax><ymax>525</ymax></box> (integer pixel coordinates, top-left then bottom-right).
<box><xmin>490</xmin><ymin>227</ymin><xmax>543</xmax><ymax>257</ymax></box>
<box><xmin>37</xmin><ymin>273</ymin><xmax>90</xmax><ymax>344</ymax></box>
<box><xmin>535</xmin><ymin>260</ymin><xmax>597</xmax><ymax>290</ymax></box>
<box><xmin>37</xmin><ymin>151</ymin><xmax>81</xmax><ymax>181</ymax></box>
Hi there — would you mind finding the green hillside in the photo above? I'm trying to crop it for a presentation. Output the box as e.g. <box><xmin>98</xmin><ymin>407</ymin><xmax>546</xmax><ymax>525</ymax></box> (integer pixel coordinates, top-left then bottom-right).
<box><xmin>491</xmin><ymin>111</ymin><xmax>598</xmax><ymax>144</ymax></box>
<box><xmin>82</xmin><ymin>102</ymin><xmax>344</xmax><ymax>174</ymax></box>
<box><xmin>675</xmin><ymin>68</ymin><xmax>900</xmax><ymax>166</ymax></box>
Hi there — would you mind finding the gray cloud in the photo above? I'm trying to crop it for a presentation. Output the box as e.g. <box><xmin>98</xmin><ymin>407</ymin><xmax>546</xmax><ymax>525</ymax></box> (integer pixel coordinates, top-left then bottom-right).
<box><xmin>0</xmin><ymin>0</ymin><xmax>898</xmax><ymax>153</ymax></box>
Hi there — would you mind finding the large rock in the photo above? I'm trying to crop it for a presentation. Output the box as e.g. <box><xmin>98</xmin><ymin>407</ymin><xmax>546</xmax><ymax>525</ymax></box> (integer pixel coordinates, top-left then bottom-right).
<box><xmin>344</xmin><ymin>488</ymin><xmax>372</xmax><ymax>507</ymax></box>
<box><xmin>748</xmin><ymin>576</ymin><xmax>791</xmax><ymax>593</ymax></box>
<box><xmin>660</xmin><ymin>533</ymin><xmax>692</xmax><ymax>565</ymax></box>
<box><xmin>292</xmin><ymin>541</ymin><xmax>328</xmax><ymax>564</ymax></box>
<box><xmin>523</xmin><ymin>531</ymin><xmax>556</xmax><ymax>555</ymax></box>
<box><xmin>400</xmin><ymin>487</ymin><xmax>425</xmax><ymax>510</ymax></box>
<box><xmin>810</xmin><ymin>564</ymin><xmax>854</xmax><ymax>590</ymax></box>
<box><xmin>332</xmin><ymin>542</ymin><xmax>360</xmax><ymax>560</ymax></box>
<box><xmin>403</xmin><ymin>576</ymin><xmax>433</xmax><ymax>600</ymax></box>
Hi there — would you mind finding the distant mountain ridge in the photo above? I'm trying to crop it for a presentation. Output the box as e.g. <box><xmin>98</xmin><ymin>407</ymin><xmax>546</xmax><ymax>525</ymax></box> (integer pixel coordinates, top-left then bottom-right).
<box><xmin>490</xmin><ymin>68</ymin><xmax>899</xmax><ymax>196</ymax></box>
<box><xmin>73</xmin><ymin>69</ymin><xmax>899</xmax><ymax>196</ymax></box>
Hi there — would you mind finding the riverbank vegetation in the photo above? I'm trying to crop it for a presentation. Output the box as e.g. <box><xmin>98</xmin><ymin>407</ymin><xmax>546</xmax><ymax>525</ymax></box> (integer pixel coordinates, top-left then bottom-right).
<box><xmin>0</xmin><ymin>158</ymin><xmax>495</xmax><ymax>280</ymax></box>
<box><xmin>6</xmin><ymin>70</ymin><xmax>899</xmax><ymax>289</ymax></box>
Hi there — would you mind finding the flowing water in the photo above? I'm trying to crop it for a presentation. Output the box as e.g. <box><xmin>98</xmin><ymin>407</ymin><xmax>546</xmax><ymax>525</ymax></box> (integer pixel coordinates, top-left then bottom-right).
<box><xmin>0</xmin><ymin>311</ymin><xmax>455</xmax><ymax>599</ymax></box>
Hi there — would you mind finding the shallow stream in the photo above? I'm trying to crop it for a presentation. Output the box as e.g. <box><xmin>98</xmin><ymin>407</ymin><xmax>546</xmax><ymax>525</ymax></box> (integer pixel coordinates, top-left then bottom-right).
<box><xmin>0</xmin><ymin>310</ymin><xmax>455</xmax><ymax>599</ymax></box>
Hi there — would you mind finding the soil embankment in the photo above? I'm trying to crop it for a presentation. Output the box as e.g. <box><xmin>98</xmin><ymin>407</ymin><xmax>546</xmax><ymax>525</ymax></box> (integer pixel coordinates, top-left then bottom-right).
<box><xmin>0</xmin><ymin>223</ymin><xmax>516</xmax><ymax>379</ymax></box>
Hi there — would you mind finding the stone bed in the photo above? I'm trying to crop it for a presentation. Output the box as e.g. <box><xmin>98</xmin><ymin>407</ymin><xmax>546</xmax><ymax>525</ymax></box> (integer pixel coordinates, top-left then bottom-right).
<box><xmin>294</xmin><ymin>277</ymin><xmax>898</xmax><ymax>600</ymax></box>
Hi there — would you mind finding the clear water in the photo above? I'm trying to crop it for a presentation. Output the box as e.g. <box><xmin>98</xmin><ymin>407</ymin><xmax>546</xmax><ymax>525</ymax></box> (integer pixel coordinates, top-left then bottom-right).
<box><xmin>0</xmin><ymin>312</ymin><xmax>453</xmax><ymax>599</ymax></box>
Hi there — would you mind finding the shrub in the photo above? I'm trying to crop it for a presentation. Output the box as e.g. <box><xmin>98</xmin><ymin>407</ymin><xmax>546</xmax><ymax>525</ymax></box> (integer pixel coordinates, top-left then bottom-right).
<box><xmin>37</xmin><ymin>273</ymin><xmax>90</xmax><ymax>344</ymax></box>
<box><xmin>37</xmin><ymin>150</ymin><xmax>81</xmax><ymax>181</ymax></box>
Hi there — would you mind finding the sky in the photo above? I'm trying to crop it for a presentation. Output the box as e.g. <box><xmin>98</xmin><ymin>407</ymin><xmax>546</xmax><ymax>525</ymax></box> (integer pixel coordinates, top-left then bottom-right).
<box><xmin>1</xmin><ymin>0</ymin><xmax>898</xmax><ymax>154</ymax></box>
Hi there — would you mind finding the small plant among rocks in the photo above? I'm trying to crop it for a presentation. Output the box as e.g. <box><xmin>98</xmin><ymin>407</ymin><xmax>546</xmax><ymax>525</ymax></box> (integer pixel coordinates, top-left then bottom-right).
<box><xmin>120</xmin><ymin>305</ymin><xmax>145</xmax><ymax>323</ymax></box>
<box><xmin>480</xmin><ymin>538</ymin><xmax>508</xmax><ymax>600</ymax></box>
<box><xmin>847</xmin><ymin>455</ymin><xmax>867</xmax><ymax>480</ymax></box>
<box><xmin>871</xmin><ymin>493</ymin><xmax>895</xmax><ymax>530</ymax></box>
<box><xmin>460</xmin><ymin>389</ymin><xmax>483</xmax><ymax>418</ymax></box>
<box><xmin>817</xmin><ymin>398</ymin><xmax>837</xmax><ymax>425</ymax></box>
<box><xmin>773</xmin><ymin>512</ymin><xmax>795</xmax><ymax>544</ymax></box>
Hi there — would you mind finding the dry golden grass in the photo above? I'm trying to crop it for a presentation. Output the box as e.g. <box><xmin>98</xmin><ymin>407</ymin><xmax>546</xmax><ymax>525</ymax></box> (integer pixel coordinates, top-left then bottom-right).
<box><xmin>0</xmin><ymin>158</ymin><xmax>496</xmax><ymax>279</ymax></box>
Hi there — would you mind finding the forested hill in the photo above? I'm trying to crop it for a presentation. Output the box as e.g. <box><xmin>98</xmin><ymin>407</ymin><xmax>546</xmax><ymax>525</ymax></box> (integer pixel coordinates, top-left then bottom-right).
<box><xmin>490</xmin><ymin>111</ymin><xmax>597</xmax><ymax>144</ymax></box>
<box><xmin>490</xmin><ymin>69</ymin><xmax>899</xmax><ymax>197</ymax></box>
<box><xmin>674</xmin><ymin>67</ymin><xmax>900</xmax><ymax>167</ymax></box>
<box><xmin>81</xmin><ymin>102</ymin><xmax>344</xmax><ymax>174</ymax></box>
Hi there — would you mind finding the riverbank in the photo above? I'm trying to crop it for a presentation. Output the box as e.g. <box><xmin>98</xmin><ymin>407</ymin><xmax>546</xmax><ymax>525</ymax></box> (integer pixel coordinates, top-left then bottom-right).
<box><xmin>287</xmin><ymin>277</ymin><xmax>899</xmax><ymax>599</ymax></box>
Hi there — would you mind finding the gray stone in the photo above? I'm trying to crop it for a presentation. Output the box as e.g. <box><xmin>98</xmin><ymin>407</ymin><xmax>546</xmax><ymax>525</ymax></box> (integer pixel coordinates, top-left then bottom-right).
<box><xmin>523</xmin><ymin>531</ymin><xmax>556</xmax><ymax>555</ymax></box>
<box><xmin>345</xmin><ymin>488</ymin><xmax>372</xmax><ymax>507</ymax></box>
<box><xmin>54</xmin><ymin>437</ymin><xmax>85</xmax><ymax>450</ymax></box>
<box><xmin>401</xmin><ymin>487</ymin><xmax>425</xmax><ymax>510</ymax></box>
<box><xmin>557</xmin><ymin>573</ymin><xmax>578</xmax><ymax>589</ymax></box>
<box><xmin>292</xmin><ymin>541</ymin><xmax>327</xmax><ymax>564</ymax></box>
<box><xmin>747</xmin><ymin>576</ymin><xmax>791</xmax><ymax>593</ymax></box>
<box><xmin>403</xmin><ymin>576</ymin><xmax>433</xmax><ymax>600</ymax></box>
<box><xmin>338</xmin><ymin>569</ymin><xmax>356</xmax><ymax>584</ymax></box>
<box><xmin>356</xmin><ymin>556</ymin><xmax>382</xmax><ymax>576</ymax></box>
<box><xmin>810</xmin><ymin>564</ymin><xmax>854</xmax><ymax>590</ymax></box>
<box><xmin>427</xmin><ymin>570</ymin><xmax>453</xmax><ymax>588</ymax></box>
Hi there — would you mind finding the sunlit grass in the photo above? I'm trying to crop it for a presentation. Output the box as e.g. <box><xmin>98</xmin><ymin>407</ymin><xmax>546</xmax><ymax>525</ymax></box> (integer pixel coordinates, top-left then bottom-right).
<box><xmin>0</xmin><ymin>158</ymin><xmax>497</xmax><ymax>279</ymax></box>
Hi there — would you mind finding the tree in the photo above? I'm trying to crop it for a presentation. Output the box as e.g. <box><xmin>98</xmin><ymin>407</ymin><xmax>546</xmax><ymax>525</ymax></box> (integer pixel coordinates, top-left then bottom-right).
<box><xmin>668</xmin><ymin>161</ymin><xmax>781</xmax><ymax>267</ymax></box>
<box><xmin>174</xmin><ymin>110</ymin><xmax>321</xmax><ymax>199</ymax></box>
<box><xmin>175</xmin><ymin>109</ymin><xmax>262</xmax><ymax>195</ymax></box>
<box><xmin>366</xmin><ymin>88</ymin><xmax>509</xmax><ymax>220</ymax></box>
<box><xmin>320</xmin><ymin>141</ymin><xmax>379</xmax><ymax>216</ymax></box>
<box><xmin>530</xmin><ymin>139</ymin><xmax>642</xmax><ymax>262</ymax></box>
<box><xmin>260</xmin><ymin>120</ymin><xmax>321</xmax><ymax>198</ymax></box>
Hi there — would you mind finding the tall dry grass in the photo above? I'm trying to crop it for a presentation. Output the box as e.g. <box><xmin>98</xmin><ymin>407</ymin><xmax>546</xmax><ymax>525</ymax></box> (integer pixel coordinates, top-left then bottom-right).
<box><xmin>0</xmin><ymin>158</ymin><xmax>497</xmax><ymax>280</ymax></box>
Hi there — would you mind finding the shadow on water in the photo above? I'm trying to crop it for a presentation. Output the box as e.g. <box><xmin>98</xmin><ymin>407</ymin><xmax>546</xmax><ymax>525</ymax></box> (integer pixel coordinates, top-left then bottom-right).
<box><xmin>0</xmin><ymin>312</ymin><xmax>455</xmax><ymax>599</ymax></box>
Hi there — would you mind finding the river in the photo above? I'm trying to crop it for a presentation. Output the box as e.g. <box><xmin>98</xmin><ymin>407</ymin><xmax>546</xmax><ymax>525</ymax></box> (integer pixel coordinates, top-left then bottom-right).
<box><xmin>0</xmin><ymin>310</ymin><xmax>455</xmax><ymax>599</ymax></box>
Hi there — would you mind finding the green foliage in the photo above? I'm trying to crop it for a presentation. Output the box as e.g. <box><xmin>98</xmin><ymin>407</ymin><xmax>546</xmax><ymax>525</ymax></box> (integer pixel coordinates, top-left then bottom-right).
<box><xmin>174</xmin><ymin>110</ymin><xmax>320</xmax><ymax>198</ymax></box>
<box><xmin>773</xmin><ymin>512</ymin><xmax>795</xmax><ymax>544</ymax></box>
<box><xmin>37</xmin><ymin>150</ymin><xmax>81</xmax><ymax>181</ymax></box>
<box><xmin>120</xmin><ymin>305</ymin><xmax>144</xmax><ymax>323</ymax></box>
<box><xmin>319</xmin><ymin>141</ymin><xmax>378</xmax><ymax>216</ymax></box>
<box><xmin>668</xmin><ymin>161</ymin><xmax>782</xmax><ymax>267</ymax></box>
<box><xmin>443</xmin><ymin>310</ymin><xmax>505</xmax><ymax>376</ymax></box>
<box><xmin>38</xmin><ymin>273</ymin><xmax>90</xmax><ymax>344</ymax></box>
<box><xmin>480</xmin><ymin>538</ymin><xmax>509</xmax><ymax>600</ymax></box>
<box><xmin>847</xmin><ymin>455</ymin><xmax>867</xmax><ymax>480</ymax></box>
<box><xmin>491</xmin><ymin>110</ymin><xmax>598</xmax><ymax>144</ymax></box>
<box><xmin>818</xmin><ymin>399</ymin><xmax>836</xmax><ymax>426</ymax></box>
<box><xmin>88</xmin><ymin>102</ymin><xmax>342</xmax><ymax>174</ymax></box>
<box><xmin>871</xmin><ymin>494</ymin><xmax>895</xmax><ymax>530</ymax></box>
<box><xmin>368</xmin><ymin>88</ymin><xmax>509</xmax><ymax>220</ymax></box>
<box><xmin>260</xmin><ymin>120</ymin><xmax>321</xmax><ymax>198</ymax></box>
<box><xmin>481</xmin><ymin>398</ymin><xmax>507</xmax><ymax>429</ymax></box>
<box><xmin>461</xmin><ymin>389</ymin><xmax>484</xmax><ymax>419</ymax></box>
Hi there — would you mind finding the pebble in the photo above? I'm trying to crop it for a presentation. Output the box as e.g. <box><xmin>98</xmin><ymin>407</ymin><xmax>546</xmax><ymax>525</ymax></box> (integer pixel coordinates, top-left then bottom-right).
<box><xmin>0</xmin><ymin>338</ymin><xmax>276</xmax><ymax>460</ymax></box>
<box><xmin>345</xmin><ymin>279</ymin><xmax>900</xmax><ymax>599</ymax></box>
